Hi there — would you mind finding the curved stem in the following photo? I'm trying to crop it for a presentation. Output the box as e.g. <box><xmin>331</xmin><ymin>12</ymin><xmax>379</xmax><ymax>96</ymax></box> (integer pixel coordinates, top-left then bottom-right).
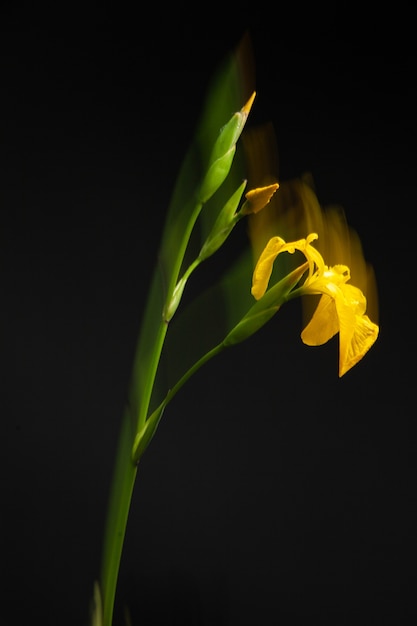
<box><xmin>164</xmin><ymin>341</ymin><xmax>225</xmax><ymax>409</ymax></box>
<box><xmin>132</xmin><ymin>341</ymin><xmax>226</xmax><ymax>465</ymax></box>
<box><xmin>101</xmin><ymin>341</ymin><xmax>227</xmax><ymax>624</ymax></box>
<box><xmin>155</xmin><ymin>342</ymin><xmax>226</xmax><ymax>420</ymax></box>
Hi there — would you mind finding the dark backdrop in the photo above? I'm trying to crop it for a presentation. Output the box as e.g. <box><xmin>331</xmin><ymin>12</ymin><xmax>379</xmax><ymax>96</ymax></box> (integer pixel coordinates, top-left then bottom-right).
<box><xmin>1</xmin><ymin>9</ymin><xmax>416</xmax><ymax>626</ymax></box>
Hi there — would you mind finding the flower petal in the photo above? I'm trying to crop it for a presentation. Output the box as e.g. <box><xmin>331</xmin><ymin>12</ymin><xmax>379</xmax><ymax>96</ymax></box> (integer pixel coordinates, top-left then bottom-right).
<box><xmin>251</xmin><ymin>236</ymin><xmax>286</xmax><ymax>300</ymax></box>
<box><xmin>301</xmin><ymin>294</ymin><xmax>340</xmax><ymax>345</ymax></box>
<box><xmin>327</xmin><ymin>282</ymin><xmax>379</xmax><ymax>376</ymax></box>
<box><xmin>301</xmin><ymin>273</ymin><xmax>379</xmax><ymax>376</ymax></box>
<box><xmin>338</xmin><ymin>314</ymin><xmax>379</xmax><ymax>377</ymax></box>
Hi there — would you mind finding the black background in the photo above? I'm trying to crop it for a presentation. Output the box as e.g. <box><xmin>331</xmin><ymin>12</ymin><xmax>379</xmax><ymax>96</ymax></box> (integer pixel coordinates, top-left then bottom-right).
<box><xmin>1</xmin><ymin>8</ymin><xmax>416</xmax><ymax>626</ymax></box>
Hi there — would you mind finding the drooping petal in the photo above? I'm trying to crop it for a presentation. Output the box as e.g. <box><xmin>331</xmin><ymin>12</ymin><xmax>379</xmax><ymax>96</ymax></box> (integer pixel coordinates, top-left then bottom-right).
<box><xmin>251</xmin><ymin>236</ymin><xmax>286</xmax><ymax>300</ymax></box>
<box><xmin>333</xmin><ymin>284</ymin><xmax>378</xmax><ymax>376</ymax></box>
<box><xmin>300</xmin><ymin>268</ymin><xmax>379</xmax><ymax>376</ymax></box>
<box><xmin>251</xmin><ymin>233</ymin><xmax>322</xmax><ymax>300</ymax></box>
<box><xmin>338</xmin><ymin>314</ymin><xmax>379</xmax><ymax>377</ymax></box>
<box><xmin>301</xmin><ymin>294</ymin><xmax>340</xmax><ymax>346</ymax></box>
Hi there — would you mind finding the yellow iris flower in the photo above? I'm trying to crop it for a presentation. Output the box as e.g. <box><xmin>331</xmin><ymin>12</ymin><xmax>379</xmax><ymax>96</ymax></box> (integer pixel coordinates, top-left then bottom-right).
<box><xmin>251</xmin><ymin>233</ymin><xmax>379</xmax><ymax>377</ymax></box>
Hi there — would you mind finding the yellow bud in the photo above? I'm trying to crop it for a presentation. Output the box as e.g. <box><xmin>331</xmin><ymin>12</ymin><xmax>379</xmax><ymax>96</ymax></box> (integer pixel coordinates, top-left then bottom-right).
<box><xmin>240</xmin><ymin>182</ymin><xmax>279</xmax><ymax>215</ymax></box>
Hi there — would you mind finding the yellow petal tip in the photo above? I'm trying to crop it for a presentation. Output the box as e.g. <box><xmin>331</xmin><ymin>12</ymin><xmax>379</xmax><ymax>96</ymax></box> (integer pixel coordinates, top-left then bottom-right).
<box><xmin>241</xmin><ymin>91</ymin><xmax>256</xmax><ymax>117</ymax></box>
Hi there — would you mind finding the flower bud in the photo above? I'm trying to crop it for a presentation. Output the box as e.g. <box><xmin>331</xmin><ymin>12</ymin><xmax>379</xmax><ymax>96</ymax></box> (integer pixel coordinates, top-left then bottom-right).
<box><xmin>199</xmin><ymin>180</ymin><xmax>247</xmax><ymax>260</ymax></box>
<box><xmin>209</xmin><ymin>91</ymin><xmax>256</xmax><ymax>164</ymax></box>
<box><xmin>198</xmin><ymin>147</ymin><xmax>236</xmax><ymax>204</ymax></box>
<box><xmin>198</xmin><ymin>92</ymin><xmax>256</xmax><ymax>204</ymax></box>
<box><xmin>240</xmin><ymin>182</ymin><xmax>279</xmax><ymax>215</ymax></box>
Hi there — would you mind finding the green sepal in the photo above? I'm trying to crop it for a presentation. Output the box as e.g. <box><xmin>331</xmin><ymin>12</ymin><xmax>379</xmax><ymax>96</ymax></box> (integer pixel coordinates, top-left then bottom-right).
<box><xmin>223</xmin><ymin>262</ymin><xmax>309</xmax><ymax>346</ymax></box>
<box><xmin>199</xmin><ymin>180</ymin><xmax>247</xmax><ymax>260</ymax></box>
<box><xmin>131</xmin><ymin>404</ymin><xmax>165</xmax><ymax>464</ymax></box>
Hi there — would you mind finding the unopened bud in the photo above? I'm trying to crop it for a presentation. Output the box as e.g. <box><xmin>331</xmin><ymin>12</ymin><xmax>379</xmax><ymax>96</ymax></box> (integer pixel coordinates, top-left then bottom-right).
<box><xmin>198</xmin><ymin>147</ymin><xmax>236</xmax><ymax>204</ymax></box>
<box><xmin>240</xmin><ymin>182</ymin><xmax>279</xmax><ymax>215</ymax></box>
<box><xmin>199</xmin><ymin>180</ymin><xmax>247</xmax><ymax>260</ymax></box>
<box><xmin>198</xmin><ymin>92</ymin><xmax>256</xmax><ymax>204</ymax></box>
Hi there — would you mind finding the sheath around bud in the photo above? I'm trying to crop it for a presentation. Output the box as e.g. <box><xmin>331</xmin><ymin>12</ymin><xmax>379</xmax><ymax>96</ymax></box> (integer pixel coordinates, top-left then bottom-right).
<box><xmin>198</xmin><ymin>92</ymin><xmax>256</xmax><ymax>204</ymax></box>
<box><xmin>199</xmin><ymin>180</ymin><xmax>247</xmax><ymax>260</ymax></box>
<box><xmin>132</xmin><ymin>404</ymin><xmax>165</xmax><ymax>464</ymax></box>
<box><xmin>198</xmin><ymin>147</ymin><xmax>236</xmax><ymax>204</ymax></box>
<box><xmin>209</xmin><ymin>91</ymin><xmax>256</xmax><ymax>164</ymax></box>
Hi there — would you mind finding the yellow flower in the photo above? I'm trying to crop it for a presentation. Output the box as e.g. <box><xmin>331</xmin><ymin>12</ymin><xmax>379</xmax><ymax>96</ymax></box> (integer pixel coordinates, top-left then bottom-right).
<box><xmin>251</xmin><ymin>233</ymin><xmax>379</xmax><ymax>377</ymax></box>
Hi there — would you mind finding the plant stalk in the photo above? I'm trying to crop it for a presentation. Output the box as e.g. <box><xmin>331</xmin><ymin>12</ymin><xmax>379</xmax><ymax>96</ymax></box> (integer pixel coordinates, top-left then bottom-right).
<box><xmin>101</xmin><ymin>411</ymin><xmax>137</xmax><ymax>626</ymax></box>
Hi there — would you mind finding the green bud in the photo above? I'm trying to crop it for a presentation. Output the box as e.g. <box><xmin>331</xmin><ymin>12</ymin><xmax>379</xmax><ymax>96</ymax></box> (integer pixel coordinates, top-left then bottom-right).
<box><xmin>198</xmin><ymin>92</ymin><xmax>255</xmax><ymax>204</ymax></box>
<box><xmin>199</xmin><ymin>180</ymin><xmax>247</xmax><ymax>260</ymax></box>
<box><xmin>198</xmin><ymin>146</ymin><xmax>236</xmax><ymax>204</ymax></box>
<box><xmin>223</xmin><ymin>262</ymin><xmax>308</xmax><ymax>346</ymax></box>
<box><xmin>209</xmin><ymin>91</ymin><xmax>255</xmax><ymax>165</ymax></box>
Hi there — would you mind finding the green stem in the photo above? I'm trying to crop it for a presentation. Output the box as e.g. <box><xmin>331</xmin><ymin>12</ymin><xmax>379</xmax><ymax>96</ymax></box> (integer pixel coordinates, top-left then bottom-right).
<box><xmin>163</xmin><ymin>341</ymin><xmax>225</xmax><ymax>410</ymax></box>
<box><xmin>147</xmin><ymin>341</ymin><xmax>226</xmax><ymax>431</ymax></box>
<box><xmin>102</xmin><ymin>341</ymin><xmax>227</xmax><ymax>624</ymax></box>
<box><xmin>132</xmin><ymin>342</ymin><xmax>226</xmax><ymax>464</ymax></box>
<box><xmin>136</xmin><ymin>319</ymin><xmax>168</xmax><ymax>433</ymax></box>
<box><xmin>179</xmin><ymin>256</ymin><xmax>202</xmax><ymax>287</ymax></box>
<box><xmin>162</xmin><ymin>200</ymin><xmax>203</xmax><ymax>319</ymax></box>
<box><xmin>137</xmin><ymin>200</ymin><xmax>203</xmax><ymax>433</ymax></box>
<box><xmin>100</xmin><ymin>199</ymin><xmax>207</xmax><ymax>625</ymax></box>
<box><xmin>101</xmin><ymin>411</ymin><xmax>137</xmax><ymax>626</ymax></box>
<box><xmin>100</xmin><ymin>315</ymin><xmax>168</xmax><ymax>626</ymax></box>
